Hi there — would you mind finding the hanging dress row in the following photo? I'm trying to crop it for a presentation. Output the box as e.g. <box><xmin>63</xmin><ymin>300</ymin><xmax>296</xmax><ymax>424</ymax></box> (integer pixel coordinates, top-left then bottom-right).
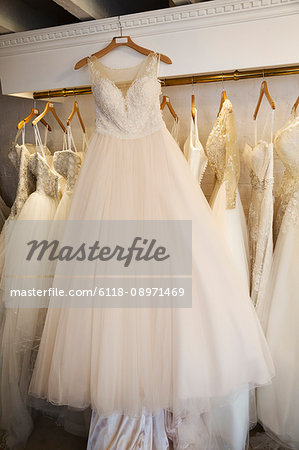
<box><xmin>0</xmin><ymin>123</ymin><xmax>87</xmax><ymax>449</ymax></box>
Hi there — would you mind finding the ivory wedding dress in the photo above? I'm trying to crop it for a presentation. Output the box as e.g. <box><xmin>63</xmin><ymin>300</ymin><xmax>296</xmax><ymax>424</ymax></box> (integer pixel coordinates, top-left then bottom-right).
<box><xmin>243</xmin><ymin>112</ymin><xmax>274</xmax><ymax>329</ymax></box>
<box><xmin>257</xmin><ymin>107</ymin><xmax>299</xmax><ymax>449</ymax></box>
<box><xmin>206</xmin><ymin>99</ymin><xmax>250</xmax><ymax>289</ymax></box>
<box><xmin>87</xmin><ymin>108</ymin><xmax>207</xmax><ymax>450</ymax></box>
<box><xmin>183</xmin><ymin>108</ymin><xmax>208</xmax><ymax>185</ymax></box>
<box><xmin>0</xmin><ymin>127</ymin><xmax>61</xmax><ymax>449</ymax></box>
<box><xmin>205</xmin><ymin>99</ymin><xmax>251</xmax><ymax>450</ymax></box>
<box><xmin>53</xmin><ymin>125</ymin><xmax>86</xmax><ymax>221</ymax></box>
<box><xmin>29</xmin><ymin>54</ymin><xmax>273</xmax><ymax>449</ymax></box>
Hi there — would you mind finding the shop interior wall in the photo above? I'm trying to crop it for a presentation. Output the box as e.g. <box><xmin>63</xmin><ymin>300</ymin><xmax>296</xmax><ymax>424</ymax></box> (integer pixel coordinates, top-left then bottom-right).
<box><xmin>0</xmin><ymin>73</ymin><xmax>298</xmax><ymax>213</ymax></box>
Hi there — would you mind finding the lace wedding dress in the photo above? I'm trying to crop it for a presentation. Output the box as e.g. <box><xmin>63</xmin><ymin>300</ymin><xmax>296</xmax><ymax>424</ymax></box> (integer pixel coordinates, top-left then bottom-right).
<box><xmin>257</xmin><ymin>107</ymin><xmax>299</xmax><ymax>449</ymax></box>
<box><xmin>206</xmin><ymin>99</ymin><xmax>250</xmax><ymax>290</ymax></box>
<box><xmin>53</xmin><ymin>125</ymin><xmax>86</xmax><ymax>221</ymax></box>
<box><xmin>183</xmin><ymin>108</ymin><xmax>208</xmax><ymax>185</ymax></box>
<box><xmin>29</xmin><ymin>54</ymin><xmax>273</xmax><ymax>449</ymax></box>
<box><xmin>243</xmin><ymin>112</ymin><xmax>274</xmax><ymax>329</ymax></box>
<box><xmin>0</xmin><ymin>128</ymin><xmax>61</xmax><ymax>449</ymax></box>
<box><xmin>206</xmin><ymin>99</ymin><xmax>251</xmax><ymax>450</ymax></box>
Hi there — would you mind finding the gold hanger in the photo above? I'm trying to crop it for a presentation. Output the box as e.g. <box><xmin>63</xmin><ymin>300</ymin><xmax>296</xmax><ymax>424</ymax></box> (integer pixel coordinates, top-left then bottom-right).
<box><xmin>67</xmin><ymin>100</ymin><xmax>86</xmax><ymax>133</ymax></box>
<box><xmin>32</xmin><ymin>102</ymin><xmax>66</xmax><ymax>132</ymax></box>
<box><xmin>75</xmin><ymin>17</ymin><xmax>172</xmax><ymax>70</ymax></box>
<box><xmin>191</xmin><ymin>94</ymin><xmax>196</xmax><ymax>120</ymax></box>
<box><xmin>293</xmin><ymin>95</ymin><xmax>299</xmax><ymax>112</ymax></box>
<box><xmin>160</xmin><ymin>96</ymin><xmax>178</xmax><ymax>121</ymax></box>
<box><xmin>191</xmin><ymin>78</ymin><xmax>196</xmax><ymax>120</ymax></box>
<box><xmin>17</xmin><ymin>108</ymin><xmax>52</xmax><ymax>131</ymax></box>
<box><xmin>217</xmin><ymin>89</ymin><xmax>231</xmax><ymax>117</ymax></box>
<box><xmin>253</xmin><ymin>80</ymin><xmax>276</xmax><ymax>120</ymax></box>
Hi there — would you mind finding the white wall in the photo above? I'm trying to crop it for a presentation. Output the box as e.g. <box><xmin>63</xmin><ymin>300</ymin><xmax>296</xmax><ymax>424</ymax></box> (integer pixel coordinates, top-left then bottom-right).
<box><xmin>0</xmin><ymin>0</ymin><xmax>298</xmax><ymax>96</ymax></box>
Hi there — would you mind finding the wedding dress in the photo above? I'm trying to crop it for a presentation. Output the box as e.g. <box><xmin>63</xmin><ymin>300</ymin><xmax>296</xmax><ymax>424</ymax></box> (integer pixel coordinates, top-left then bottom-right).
<box><xmin>206</xmin><ymin>99</ymin><xmax>251</xmax><ymax>450</ymax></box>
<box><xmin>53</xmin><ymin>125</ymin><xmax>86</xmax><ymax>221</ymax></box>
<box><xmin>0</xmin><ymin>126</ymin><xmax>51</xmax><ymax>278</ymax></box>
<box><xmin>87</xmin><ymin>109</ymin><xmax>206</xmax><ymax>450</ymax></box>
<box><xmin>29</xmin><ymin>54</ymin><xmax>273</xmax><ymax>449</ymax></box>
<box><xmin>257</xmin><ymin>107</ymin><xmax>299</xmax><ymax>449</ymax></box>
<box><xmin>0</xmin><ymin>126</ymin><xmax>61</xmax><ymax>449</ymax></box>
<box><xmin>206</xmin><ymin>99</ymin><xmax>250</xmax><ymax>289</ymax></box>
<box><xmin>183</xmin><ymin>108</ymin><xmax>208</xmax><ymax>185</ymax></box>
<box><xmin>243</xmin><ymin>112</ymin><xmax>274</xmax><ymax>329</ymax></box>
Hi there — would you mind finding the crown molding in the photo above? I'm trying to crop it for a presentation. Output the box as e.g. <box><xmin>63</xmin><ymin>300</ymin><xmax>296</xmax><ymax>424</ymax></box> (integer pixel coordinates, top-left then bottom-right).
<box><xmin>0</xmin><ymin>0</ymin><xmax>298</xmax><ymax>55</ymax></box>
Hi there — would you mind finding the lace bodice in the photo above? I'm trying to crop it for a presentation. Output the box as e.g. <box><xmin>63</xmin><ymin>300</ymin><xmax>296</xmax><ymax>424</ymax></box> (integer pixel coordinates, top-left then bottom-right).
<box><xmin>53</xmin><ymin>150</ymin><xmax>82</xmax><ymax>192</ymax></box>
<box><xmin>8</xmin><ymin>145</ymin><xmax>36</xmax><ymax>218</ymax></box>
<box><xmin>274</xmin><ymin>109</ymin><xmax>299</xmax><ymax>235</ymax></box>
<box><xmin>206</xmin><ymin>99</ymin><xmax>239</xmax><ymax>209</ymax></box>
<box><xmin>29</xmin><ymin>153</ymin><xmax>59</xmax><ymax>199</ymax></box>
<box><xmin>88</xmin><ymin>53</ymin><xmax>165</xmax><ymax>139</ymax></box>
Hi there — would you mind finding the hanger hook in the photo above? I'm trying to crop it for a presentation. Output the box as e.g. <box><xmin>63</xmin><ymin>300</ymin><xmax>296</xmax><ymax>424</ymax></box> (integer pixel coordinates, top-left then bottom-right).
<box><xmin>33</xmin><ymin>99</ymin><xmax>36</xmax><ymax>109</ymax></box>
<box><xmin>222</xmin><ymin>73</ymin><xmax>224</xmax><ymax>91</ymax></box>
<box><xmin>262</xmin><ymin>69</ymin><xmax>265</xmax><ymax>81</ymax></box>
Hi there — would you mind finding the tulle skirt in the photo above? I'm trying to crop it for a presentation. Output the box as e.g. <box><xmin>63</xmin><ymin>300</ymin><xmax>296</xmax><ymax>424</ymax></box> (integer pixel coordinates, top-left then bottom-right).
<box><xmin>0</xmin><ymin>191</ymin><xmax>58</xmax><ymax>448</ymax></box>
<box><xmin>257</xmin><ymin>193</ymin><xmax>299</xmax><ymax>449</ymax></box>
<box><xmin>29</xmin><ymin>128</ymin><xmax>273</xmax><ymax>447</ymax></box>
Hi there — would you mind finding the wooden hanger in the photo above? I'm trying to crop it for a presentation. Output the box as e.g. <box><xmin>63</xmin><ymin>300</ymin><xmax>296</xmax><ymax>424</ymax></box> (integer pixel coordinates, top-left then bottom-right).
<box><xmin>191</xmin><ymin>94</ymin><xmax>196</xmax><ymax>120</ymax></box>
<box><xmin>217</xmin><ymin>89</ymin><xmax>232</xmax><ymax>116</ymax></box>
<box><xmin>160</xmin><ymin>96</ymin><xmax>178</xmax><ymax>121</ymax></box>
<box><xmin>293</xmin><ymin>95</ymin><xmax>299</xmax><ymax>112</ymax></box>
<box><xmin>75</xmin><ymin>36</ymin><xmax>172</xmax><ymax>70</ymax></box>
<box><xmin>67</xmin><ymin>101</ymin><xmax>86</xmax><ymax>133</ymax></box>
<box><xmin>17</xmin><ymin>108</ymin><xmax>52</xmax><ymax>131</ymax></box>
<box><xmin>253</xmin><ymin>80</ymin><xmax>276</xmax><ymax>120</ymax></box>
<box><xmin>32</xmin><ymin>102</ymin><xmax>66</xmax><ymax>132</ymax></box>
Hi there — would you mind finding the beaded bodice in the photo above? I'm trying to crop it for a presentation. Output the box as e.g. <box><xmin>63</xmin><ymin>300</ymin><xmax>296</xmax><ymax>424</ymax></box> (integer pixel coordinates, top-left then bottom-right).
<box><xmin>53</xmin><ymin>150</ymin><xmax>82</xmax><ymax>192</ymax></box>
<box><xmin>274</xmin><ymin>110</ymin><xmax>299</xmax><ymax>234</ymax></box>
<box><xmin>88</xmin><ymin>53</ymin><xmax>165</xmax><ymax>140</ymax></box>
<box><xmin>8</xmin><ymin>145</ymin><xmax>36</xmax><ymax>218</ymax></box>
<box><xmin>206</xmin><ymin>99</ymin><xmax>239</xmax><ymax>209</ymax></box>
<box><xmin>29</xmin><ymin>153</ymin><xmax>59</xmax><ymax>199</ymax></box>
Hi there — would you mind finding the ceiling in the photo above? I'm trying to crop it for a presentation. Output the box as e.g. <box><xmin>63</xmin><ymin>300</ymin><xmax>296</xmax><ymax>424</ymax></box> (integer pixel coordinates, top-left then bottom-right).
<box><xmin>0</xmin><ymin>0</ymin><xmax>213</xmax><ymax>35</ymax></box>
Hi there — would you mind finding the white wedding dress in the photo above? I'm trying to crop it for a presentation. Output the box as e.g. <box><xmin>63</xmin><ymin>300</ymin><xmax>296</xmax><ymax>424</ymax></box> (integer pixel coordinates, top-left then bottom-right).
<box><xmin>0</xmin><ymin>127</ymin><xmax>61</xmax><ymax>449</ymax></box>
<box><xmin>53</xmin><ymin>125</ymin><xmax>86</xmax><ymax>221</ymax></box>
<box><xmin>206</xmin><ymin>99</ymin><xmax>251</xmax><ymax>450</ymax></box>
<box><xmin>87</xmin><ymin>107</ymin><xmax>207</xmax><ymax>450</ymax></box>
<box><xmin>183</xmin><ymin>108</ymin><xmax>208</xmax><ymax>185</ymax></box>
<box><xmin>206</xmin><ymin>99</ymin><xmax>250</xmax><ymax>290</ymax></box>
<box><xmin>257</xmin><ymin>107</ymin><xmax>299</xmax><ymax>449</ymax></box>
<box><xmin>29</xmin><ymin>54</ymin><xmax>273</xmax><ymax>449</ymax></box>
<box><xmin>243</xmin><ymin>112</ymin><xmax>274</xmax><ymax>329</ymax></box>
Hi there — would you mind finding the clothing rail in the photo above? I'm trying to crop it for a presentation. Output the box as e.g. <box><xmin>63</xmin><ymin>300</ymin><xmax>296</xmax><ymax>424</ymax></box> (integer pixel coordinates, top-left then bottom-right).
<box><xmin>33</xmin><ymin>64</ymin><xmax>299</xmax><ymax>99</ymax></box>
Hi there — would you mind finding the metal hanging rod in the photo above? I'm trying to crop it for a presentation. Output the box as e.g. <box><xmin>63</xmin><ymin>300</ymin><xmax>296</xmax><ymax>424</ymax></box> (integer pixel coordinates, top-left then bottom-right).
<box><xmin>33</xmin><ymin>64</ymin><xmax>299</xmax><ymax>99</ymax></box>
